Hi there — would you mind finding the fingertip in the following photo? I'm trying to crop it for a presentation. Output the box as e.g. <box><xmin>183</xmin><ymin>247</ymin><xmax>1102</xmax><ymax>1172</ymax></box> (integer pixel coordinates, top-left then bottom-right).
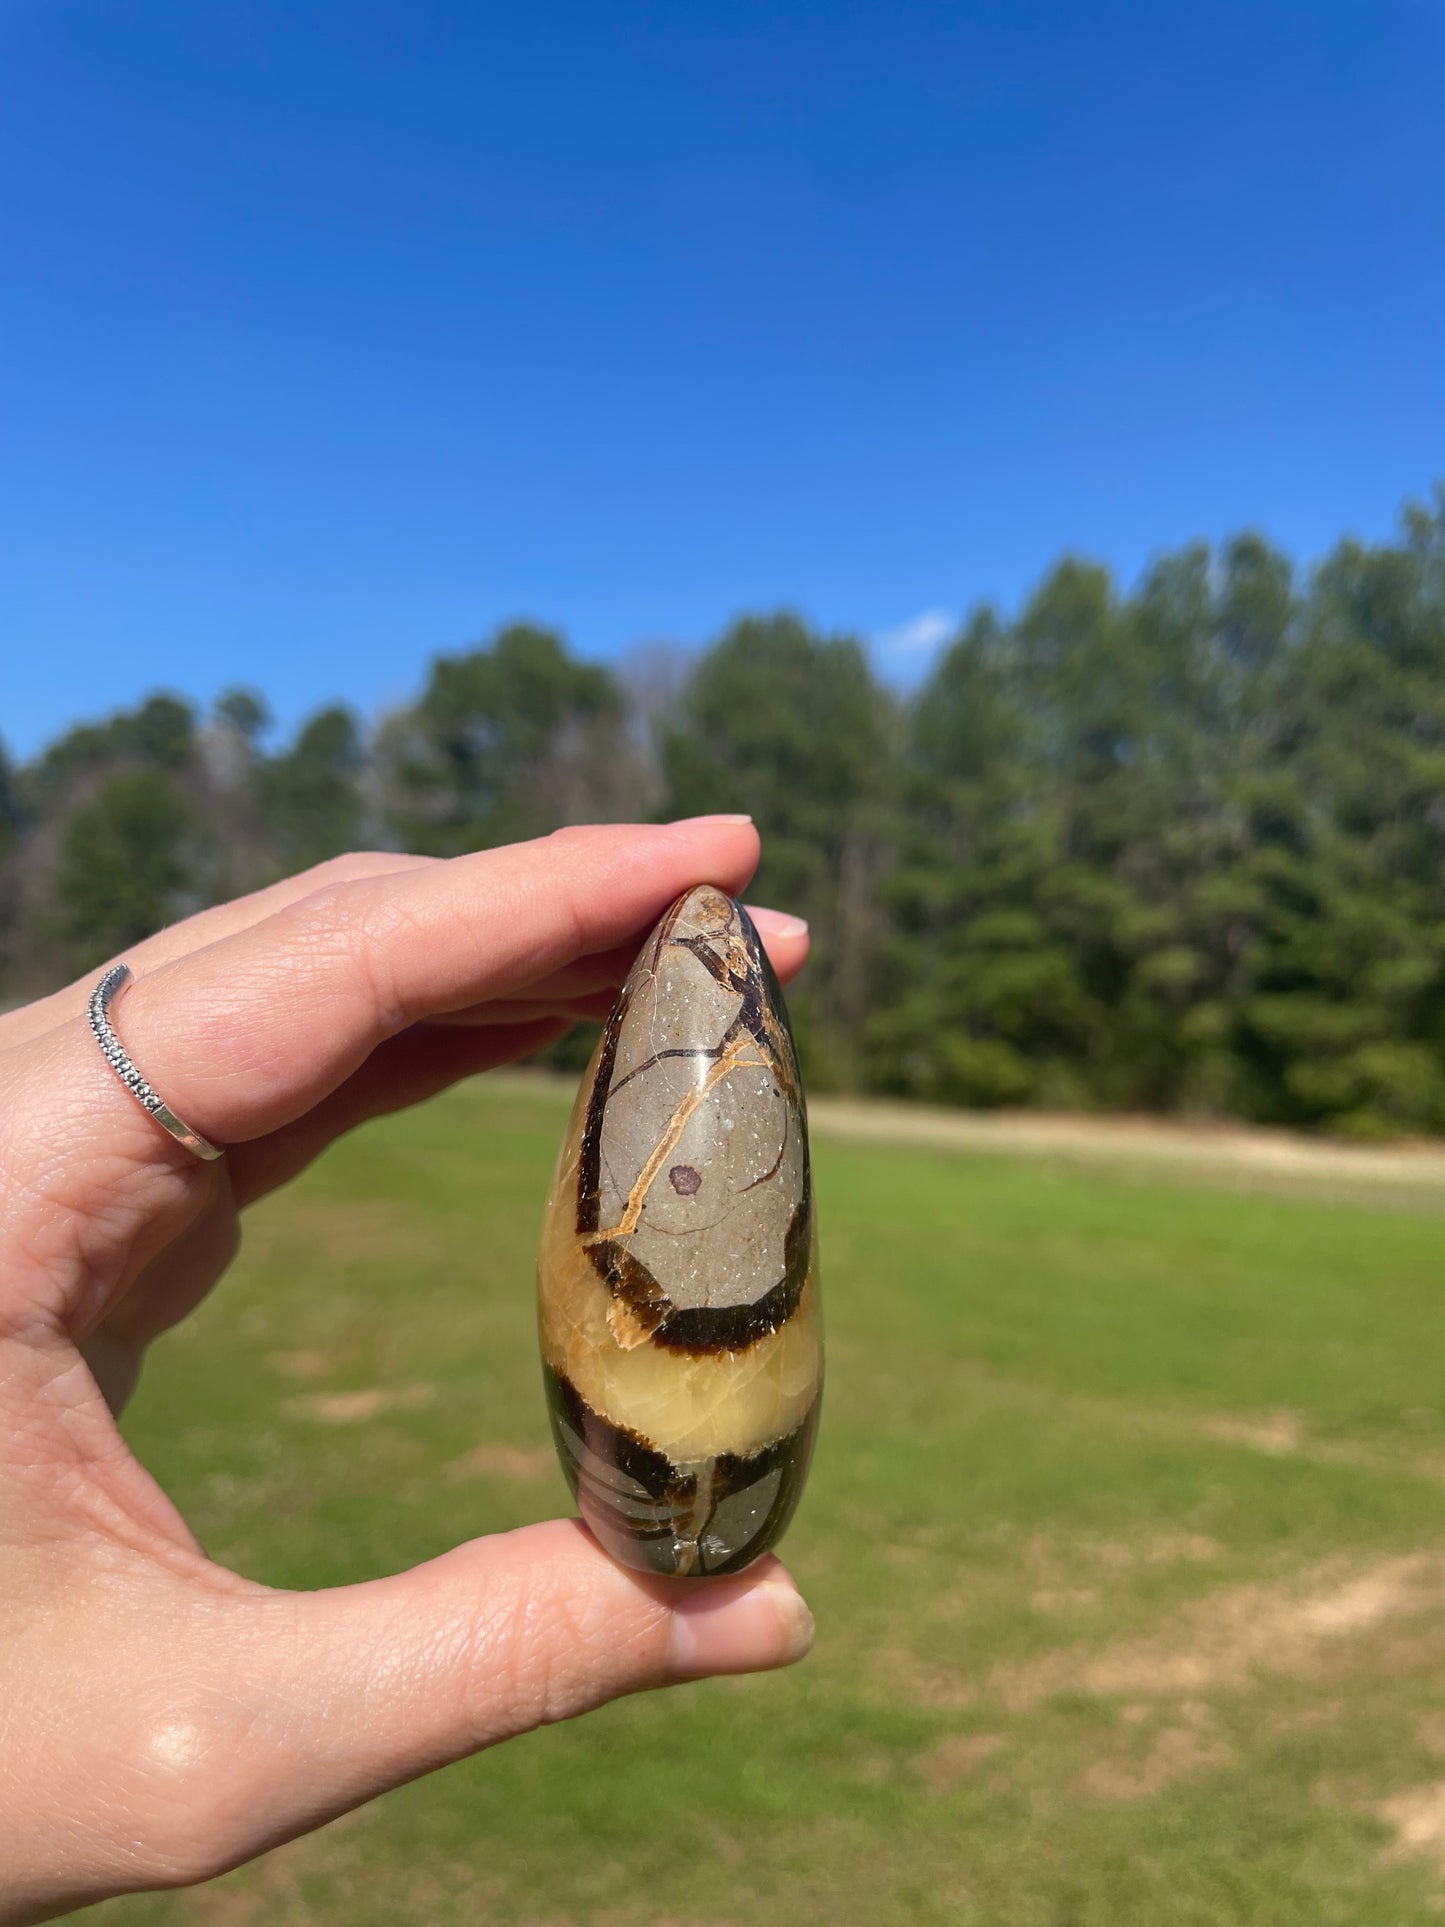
<box><xmin>665</xmin><ymin>1562</ymin><xmax>815</xmax><ymax>1678</ymax></box>
<box><xmin>745</xmin><ymin>905</ymin><xmax>811</xmax><ymax>981</ymax></box>
<box><xmin>663</xmin><ymin>813</ymin><xmax>759</xmax><ymax>859</ymax></box>
<box><xmin>747</xmin><ymin>906</ymin><xmax>809</xmax><ymax>941</ymax></box>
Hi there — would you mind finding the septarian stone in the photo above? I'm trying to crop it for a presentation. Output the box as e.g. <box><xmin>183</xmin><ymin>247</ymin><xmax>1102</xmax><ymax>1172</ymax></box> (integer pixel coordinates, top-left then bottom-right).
<box><xmin>538</xmin><ymin>884</ymin><xmax>821</xmax><ymax>1578</ymax></box>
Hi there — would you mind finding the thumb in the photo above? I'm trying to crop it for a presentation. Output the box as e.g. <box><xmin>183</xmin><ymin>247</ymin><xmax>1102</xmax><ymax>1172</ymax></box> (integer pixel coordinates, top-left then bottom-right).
<box><xmin>137</xmin><ymin>1521</ymin><xmax>813</xmax><ymax>1885</ymax></box>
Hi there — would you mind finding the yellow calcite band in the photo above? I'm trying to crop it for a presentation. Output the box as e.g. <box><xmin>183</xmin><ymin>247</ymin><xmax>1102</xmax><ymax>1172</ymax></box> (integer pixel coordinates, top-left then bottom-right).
<box><xmin>539</xmin><ymin>1141</ymin><xmax>820</xmax><ymax>1464</ymax></box>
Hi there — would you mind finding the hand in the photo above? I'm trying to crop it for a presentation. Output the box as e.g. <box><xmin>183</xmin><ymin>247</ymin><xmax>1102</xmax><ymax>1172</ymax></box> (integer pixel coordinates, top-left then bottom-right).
<box><xmin>0</xmin><ymin>818</ymin><xmax>815</xmax><ymax>1925</ymax></box>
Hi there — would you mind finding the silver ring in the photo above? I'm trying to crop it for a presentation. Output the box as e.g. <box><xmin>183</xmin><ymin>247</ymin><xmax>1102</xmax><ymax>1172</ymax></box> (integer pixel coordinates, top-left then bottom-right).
<box><xmin>88</xmin><ymin>963</ymin><xmax>223</xmax><ymax>1162</ymax></box>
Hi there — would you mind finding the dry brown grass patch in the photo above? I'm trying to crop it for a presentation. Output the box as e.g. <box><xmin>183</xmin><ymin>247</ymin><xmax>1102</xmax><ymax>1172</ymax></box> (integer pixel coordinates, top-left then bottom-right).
<box><xmin>444</xmin><ymin>1441</ymin><xmax>557</xmax><ymax>1482</ymax></box>
<box><xmin>916</xmin><ymin>1731</ymin><xmax>1007</xmax><ymax>1795</ymax></box>
<box><xmin>1021</xmin><ymin>1527</ymin><xmax>1222</xmax><ymax>1578</ymax></box>
<box><xmin>284</xmin><ymin>1382</ymin><xmax>437</xmax><ymax>1424</ymax></box>
<box><xmin>997</xmin><ymin>1552</ymin><xmax>1445</xmax><ymax>1710</ymax></box>
<box><xmin>873</xmin><ymin>1646</ymin><xmax>976</xmax><ymax>1712</ymax></box>
<box><xmin>1030</xmin><ymin>1587</ymin><xmax>1099</xmax><ymax>1615</ymax></box>
<box><xmin>1378</xmin><ymin>1781</ymin><xmax>1445</xmax><ymax>1877</ymax></box>
<box><xmin>269</xmin><ymin>1348</ymin><xmax>331</xmax><ymax>1379</ymax></box>
<box><xmin>1079</xmin><ymin>1702</ymin><xmax>1232</xmax><ymax>1803</ymax></box>
<box><xmin>1198</xmin><ymin>1409</ymin><xmax>1305</xmax><ymax>1456</ymax></box>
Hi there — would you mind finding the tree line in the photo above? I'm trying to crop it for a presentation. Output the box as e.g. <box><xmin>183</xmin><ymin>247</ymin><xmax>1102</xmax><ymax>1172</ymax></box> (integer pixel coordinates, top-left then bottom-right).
<box><xmin>5</xmin><ymin>488</ymin><xmax>1445</xmax><ymax>1137</ymax></box>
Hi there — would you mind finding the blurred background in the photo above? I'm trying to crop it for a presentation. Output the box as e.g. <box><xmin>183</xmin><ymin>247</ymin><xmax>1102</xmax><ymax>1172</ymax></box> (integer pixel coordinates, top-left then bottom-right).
<box><xmin>6</xmin><ymin>4</ymin><xmax>1445</xmax><ymax>1922</ymax></box>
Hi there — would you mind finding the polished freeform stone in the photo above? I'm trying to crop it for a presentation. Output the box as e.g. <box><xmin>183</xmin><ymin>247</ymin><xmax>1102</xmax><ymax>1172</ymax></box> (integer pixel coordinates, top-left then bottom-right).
<box><xmin>538</xmin><ymin>884</ymin><xmax>821</xmax><ymax>1578</ymax></box>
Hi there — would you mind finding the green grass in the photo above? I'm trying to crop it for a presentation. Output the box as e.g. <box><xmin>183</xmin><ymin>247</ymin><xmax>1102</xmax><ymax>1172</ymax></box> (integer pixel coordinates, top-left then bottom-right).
<box><xmin>96</xmin><ymin>1080</ymin><xmax>1445</xmax><ymax>1926</ymax></box>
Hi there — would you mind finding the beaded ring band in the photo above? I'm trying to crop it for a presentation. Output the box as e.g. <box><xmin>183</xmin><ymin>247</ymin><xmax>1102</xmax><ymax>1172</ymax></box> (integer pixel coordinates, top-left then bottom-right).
<box><xmin>88</xmin><ymin>962</ymin><xmax>224</xmax><ymax>1162</ymax></box>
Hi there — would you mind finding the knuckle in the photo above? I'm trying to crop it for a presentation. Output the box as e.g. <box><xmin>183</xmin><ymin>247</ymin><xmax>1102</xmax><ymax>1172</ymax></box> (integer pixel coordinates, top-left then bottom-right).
<box><xmin>253</xmin><ymin>901</ymin><xmax>391</xmax><ymax>1039</ymax></box>
<box><xmin>540</xmin><ymin>823</ymin><xmax>594</xmax><ymax>852</ymax></box>
<box><xmin>461</xmin><ymin>1559</ymin><xmax>665</xmax><ymax>1740</ymax></box>
<box><xmin>279</xmin><ymin>874</ymin><xmax>423</xmax><ymax>1037</ymax></box>
<box><xmin>294</xmin><ymin>850</ymin><xmax>396</xmax><ymax>890</ymax></box>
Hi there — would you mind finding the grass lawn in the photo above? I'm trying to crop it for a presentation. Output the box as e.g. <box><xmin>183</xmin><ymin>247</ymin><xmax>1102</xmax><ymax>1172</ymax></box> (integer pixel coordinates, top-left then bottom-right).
<box><xmin>95</xmin><ymin>1077</ymin><xmax>1445</xmax><ymax>1926</ymax></box>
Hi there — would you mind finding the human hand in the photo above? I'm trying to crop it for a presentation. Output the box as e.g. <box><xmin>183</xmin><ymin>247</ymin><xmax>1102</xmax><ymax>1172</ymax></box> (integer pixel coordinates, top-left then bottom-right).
<box><xmin>0</xmin><ymin>818</ymin><xmax>814</xmax><ymax>1924</ymax></box>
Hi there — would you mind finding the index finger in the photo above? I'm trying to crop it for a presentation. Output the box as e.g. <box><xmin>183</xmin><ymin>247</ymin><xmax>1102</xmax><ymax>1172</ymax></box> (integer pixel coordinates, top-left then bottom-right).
<box><xmin>35</xmin><ymin>817</ymin><xmax>765</xmax><ymax>1158</ymax></box>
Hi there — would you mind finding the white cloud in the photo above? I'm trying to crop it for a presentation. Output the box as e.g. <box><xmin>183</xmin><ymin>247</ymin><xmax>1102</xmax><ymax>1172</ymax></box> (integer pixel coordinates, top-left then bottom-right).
<box><xmin>874</xmin><ymin>606</ymin><xmax>957</xmax><ymax>657</ymax></box>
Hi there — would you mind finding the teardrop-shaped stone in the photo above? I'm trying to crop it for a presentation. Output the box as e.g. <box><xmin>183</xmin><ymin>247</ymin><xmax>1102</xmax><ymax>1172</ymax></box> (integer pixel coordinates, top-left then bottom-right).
<box><xmin>538</xmin><ymin>884</ymin><xmax>821</xmax><ymax>1578</ymax></box>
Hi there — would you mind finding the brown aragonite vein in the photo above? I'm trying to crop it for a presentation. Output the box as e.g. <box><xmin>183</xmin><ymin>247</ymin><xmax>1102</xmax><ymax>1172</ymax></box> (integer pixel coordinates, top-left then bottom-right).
<box><xmin>576</xmin><ymin>981</ymin><xmax>631</xmax><ymax>1236</ymax></box>
<box><xmin>742</xmin><ymin>1113</ymin><xmax>790</xmax><ymax>1192</ymax></box>
<box><xmin>607</xmin><ymin>1041</ymin><xmax>727</xmax><ymax>1103</ymax></box>
<box><xmin>677</xmin><ymin>931</ymin><xmax>744</xmax><ymax>988</ymax></box>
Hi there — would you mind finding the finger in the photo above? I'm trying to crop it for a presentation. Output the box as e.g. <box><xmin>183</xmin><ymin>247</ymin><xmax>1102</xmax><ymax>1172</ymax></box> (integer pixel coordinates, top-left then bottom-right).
<box><xmin>34</xmin><ymin>817</ymin><xmax>763</xmax><ymax>1163</ymax></box>
<box><xmin>1</xmin><ymin>821</ymin><xmax>775</xmax><ymax>1332</ymax></box>
<box><xmin>744</xmin><ymin>905</ymin><xmax>810</xmax><ymax>981</ymax></box>
<box><xmin>0</xmin><ymin>853</ymin><xmax>435</xmax><ymax>1051</ymax></box>
<box><xmin>428</xmin><ymin>904</ymin><xmax>811</xmax><ymax>1024</ymax></box>
<box><xmin>82</xmin><ymin>1020</ymin><xmax>566</xmax><ymax>1369</ymax></box>
<box><xmin>118</xmin><ymin>1524</ymin><xmax>814</xmax><ymax>1888</ymax></box>
<box><xmin>425</xmin><ymin>992</ymin><xmax>623</xmax><ymax>1026</ymax></box>
<box><xmin>227</xmin><ymin>906</ymin><xmax>807</xmax><ymax>1198</ymax></box>
<box><xmin>228</xmin><ymin>905</ymin><xmax>810</xmax><ymax>1197</ymax></box>
<box><xmin>224</xmin><ymin>1018</ymin><xmax>569</xmax><ymax>1206</ymax></box>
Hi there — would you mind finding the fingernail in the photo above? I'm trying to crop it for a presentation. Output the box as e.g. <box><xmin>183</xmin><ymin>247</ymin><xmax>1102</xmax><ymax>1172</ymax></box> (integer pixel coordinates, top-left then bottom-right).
<box><xmin>672</xmin><ymin>813</ymin><xmax>754</xmax><ymax>827</ymax></box>
<box><xmin>667</xmin><ymin>1577</ymin><xmax>815</xmax><ymax>1676</ymax></box>
<box><xmin>765</xmin><ymin>1580</ymin><xmax>817</xmax><ymax>1663</ymax></box>
<box><xmin>749</xmin><ymin>908</ymin><xmax>809</xmax><ymax>939</ymax></box>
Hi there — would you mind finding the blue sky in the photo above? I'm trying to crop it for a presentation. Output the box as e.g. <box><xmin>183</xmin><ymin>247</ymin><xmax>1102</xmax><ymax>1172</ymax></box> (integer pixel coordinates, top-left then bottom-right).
<box><xmin>2</xmin><ymin>0</ymin><xmax>1442</xmax><ymax>756</ymax></box>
